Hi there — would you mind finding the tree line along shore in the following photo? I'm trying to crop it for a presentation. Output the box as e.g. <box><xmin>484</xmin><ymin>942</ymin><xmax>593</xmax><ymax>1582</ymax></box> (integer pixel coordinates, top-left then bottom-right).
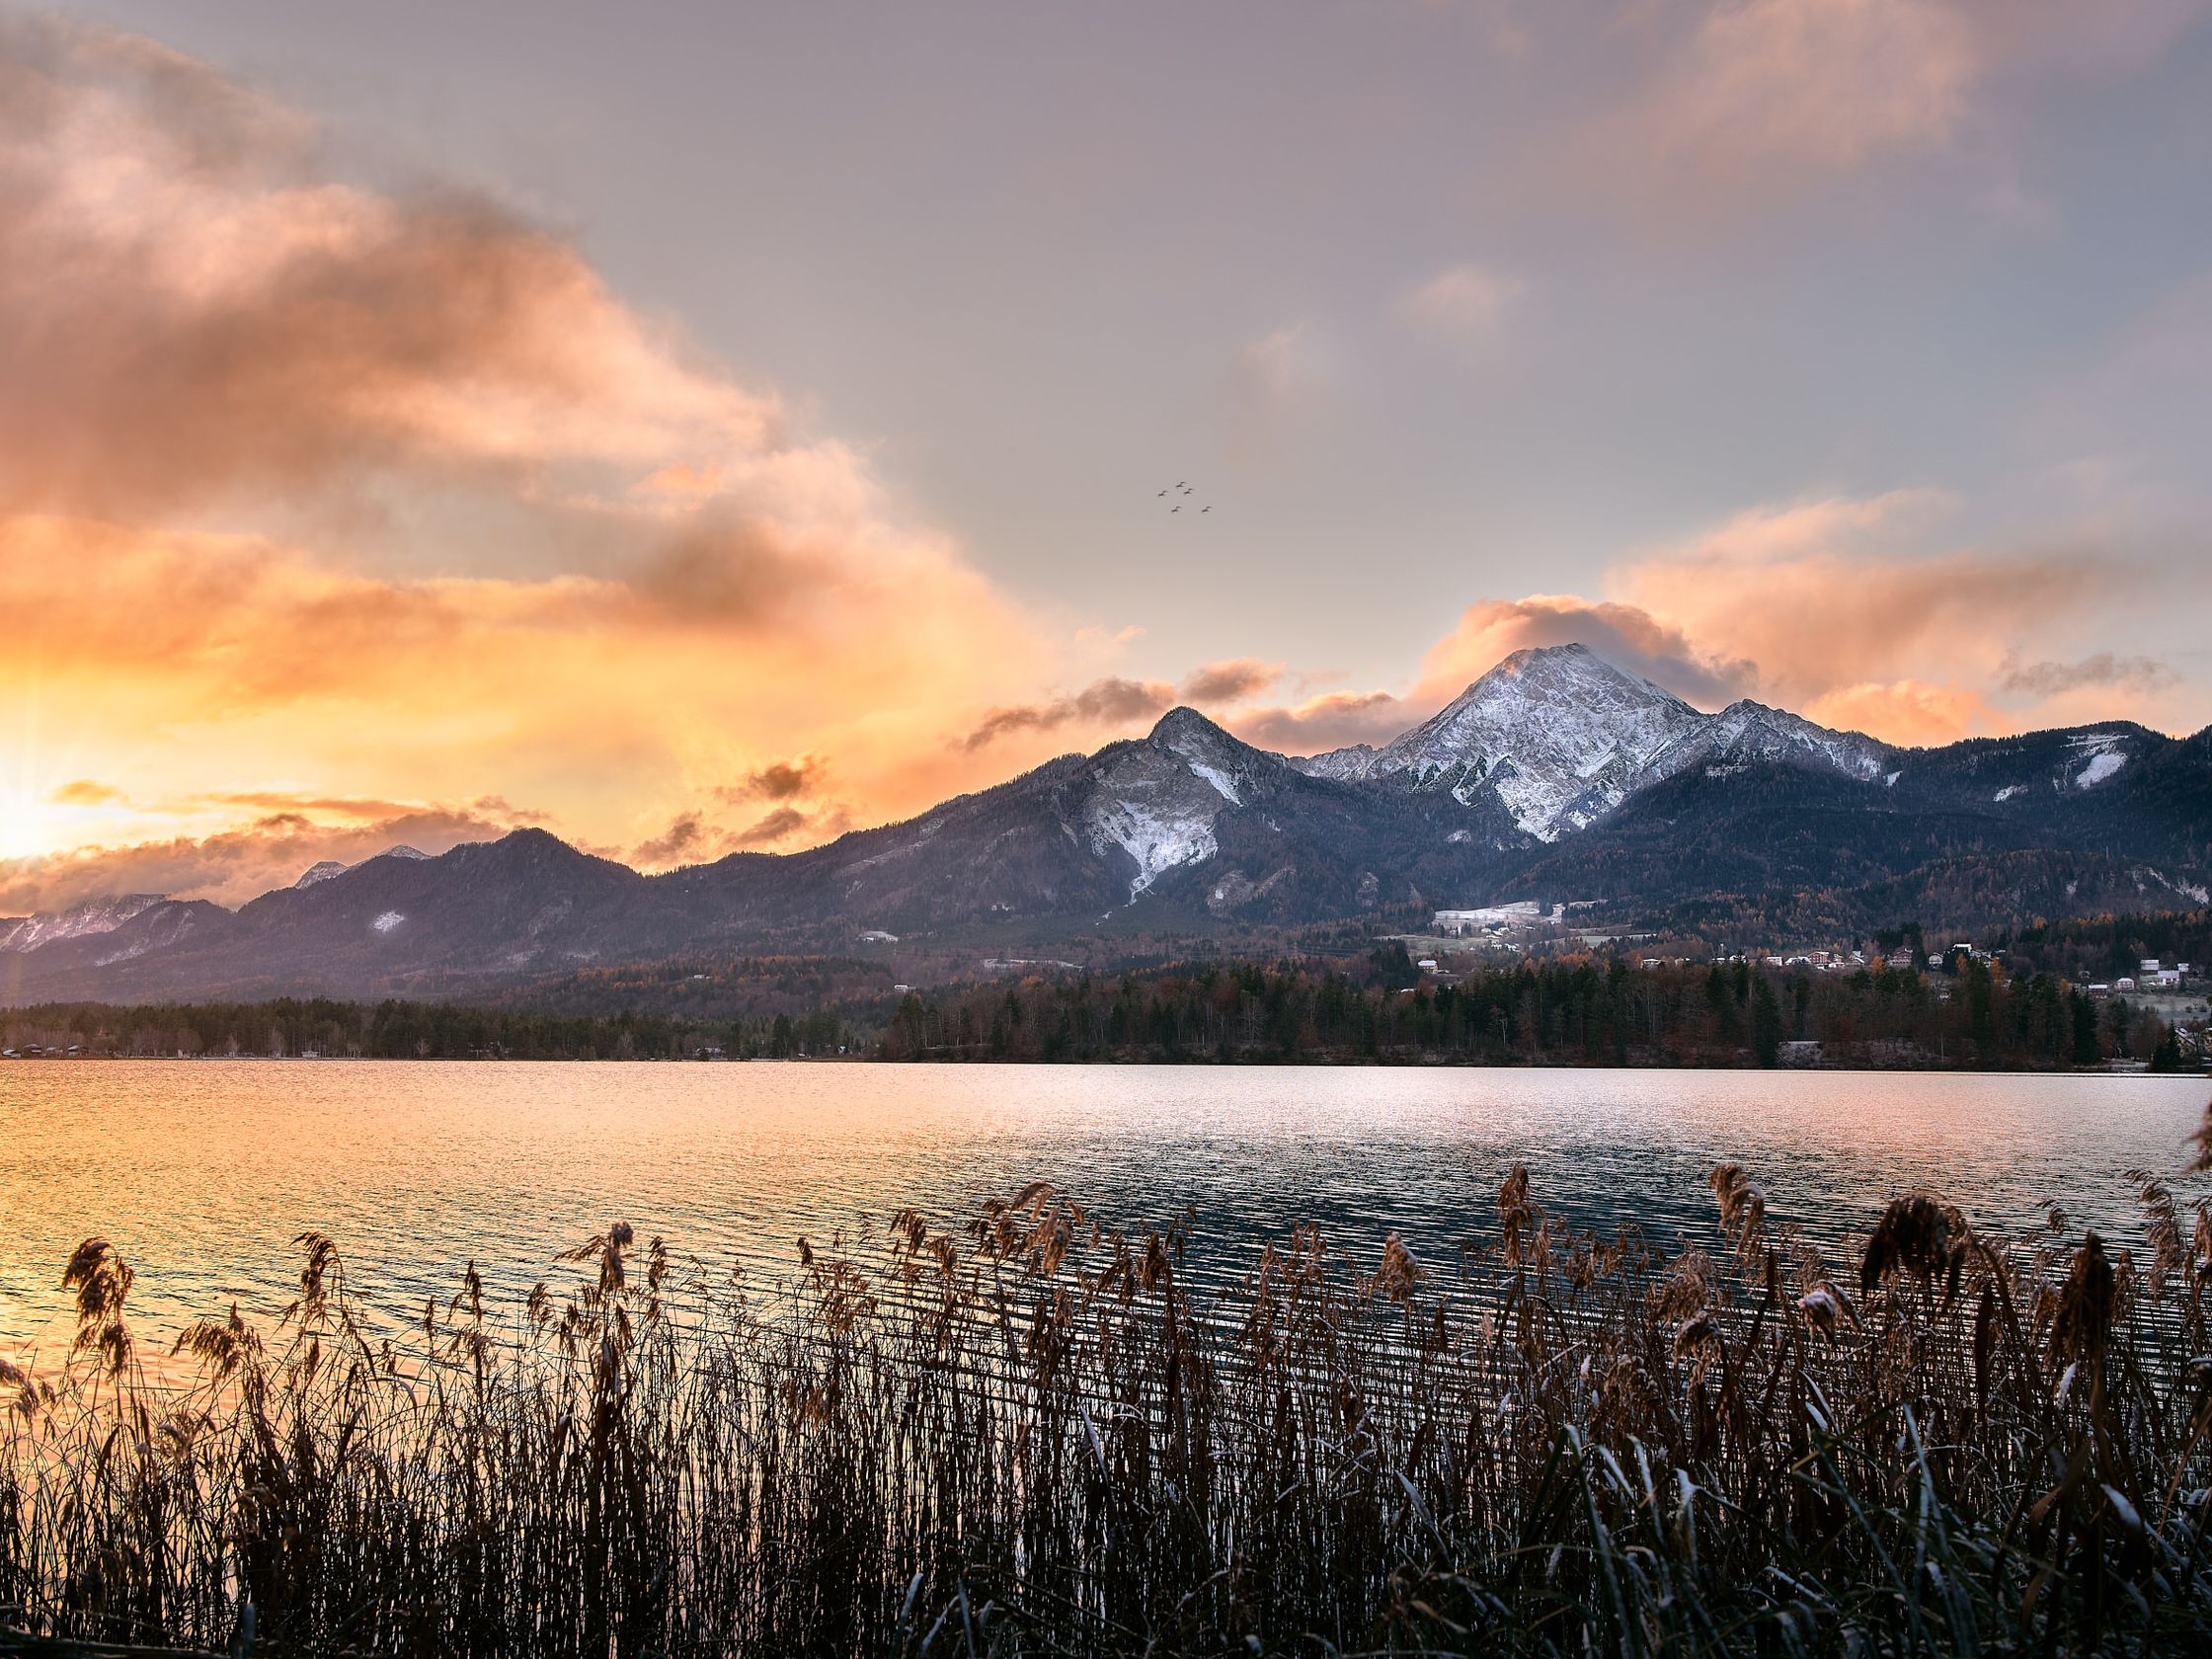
<box><xmin>2</xmin><ymin>945</ymin><xmax>2205</xmax><ymax>1070</ymax></box>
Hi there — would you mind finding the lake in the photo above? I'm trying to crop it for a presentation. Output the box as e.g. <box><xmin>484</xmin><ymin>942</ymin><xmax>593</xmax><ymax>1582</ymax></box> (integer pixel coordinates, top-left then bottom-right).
<box><xmin>2</xmin><ymin>1062</ymin><xmax>2206</xmax><ymax>1357</ymax></box>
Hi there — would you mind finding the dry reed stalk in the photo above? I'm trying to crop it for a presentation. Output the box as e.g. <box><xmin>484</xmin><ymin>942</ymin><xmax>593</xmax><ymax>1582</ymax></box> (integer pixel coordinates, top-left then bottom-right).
<box><xmin>3</xmin><ymin>1160</ymin><xmax>2211</xmax><ymax>1655</ymax></box>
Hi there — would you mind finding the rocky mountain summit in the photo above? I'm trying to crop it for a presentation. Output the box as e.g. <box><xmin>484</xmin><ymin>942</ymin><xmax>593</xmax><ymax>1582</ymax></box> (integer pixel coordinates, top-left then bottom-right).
<box><xmin>1298</xmin><ymin>645</ymin><xmax>1890</xmax><ymax>838</ymax></box>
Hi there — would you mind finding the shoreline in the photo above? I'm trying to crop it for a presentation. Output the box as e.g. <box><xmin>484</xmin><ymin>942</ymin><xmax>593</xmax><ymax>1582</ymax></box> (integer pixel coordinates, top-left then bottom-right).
<box><xmin>1</xmin><ymin>1051</ymin><xmax>2201</xmax><ymax>1078</ymax></box>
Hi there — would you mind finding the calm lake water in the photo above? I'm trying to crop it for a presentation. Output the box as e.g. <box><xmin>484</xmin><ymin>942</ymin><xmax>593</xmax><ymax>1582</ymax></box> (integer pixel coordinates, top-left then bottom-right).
<box><xmin>2</xmin><ymin>1062</ymin><xmax>2207</xmax><ymax>1357</ymax></box>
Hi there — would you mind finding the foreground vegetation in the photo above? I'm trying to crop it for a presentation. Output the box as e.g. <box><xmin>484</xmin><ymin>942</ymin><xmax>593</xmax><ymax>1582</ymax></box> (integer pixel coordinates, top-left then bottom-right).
<box><xmin>9</xmin><ymin>1126</ymin><xmax>2212</xmax><ymax>1655</ymax></box>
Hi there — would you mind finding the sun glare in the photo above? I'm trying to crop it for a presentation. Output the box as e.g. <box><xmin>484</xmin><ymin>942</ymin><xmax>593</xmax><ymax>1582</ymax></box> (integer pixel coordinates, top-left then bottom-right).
<box><xmin>0</xmin><ymin>780</ymin><xmax>56</xmax><ymax>860</ymax></box>
<box><xmin>0</xmin><ymin>772</ymin><xmax>119</xmax><ymax>862</ymax></box>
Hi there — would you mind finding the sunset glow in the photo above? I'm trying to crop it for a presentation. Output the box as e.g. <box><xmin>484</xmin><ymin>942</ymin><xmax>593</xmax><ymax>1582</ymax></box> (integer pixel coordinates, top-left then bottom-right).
<box><xmin>2</xmin><ymin>4</ymin><xmax>2208</xmax><ymax>912</ymax></box>
<box><xmin>6</xmin><ymin>13</ymin><xmax>2212</xmax><ymax>1645</ymax></box>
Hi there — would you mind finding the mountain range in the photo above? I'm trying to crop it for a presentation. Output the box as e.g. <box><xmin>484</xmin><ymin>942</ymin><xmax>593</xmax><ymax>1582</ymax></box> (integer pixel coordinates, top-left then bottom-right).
<box><xmin>5</xmin><ymin>644</ymin><xmax>2208</xmax><ymax>1004</ymax></box>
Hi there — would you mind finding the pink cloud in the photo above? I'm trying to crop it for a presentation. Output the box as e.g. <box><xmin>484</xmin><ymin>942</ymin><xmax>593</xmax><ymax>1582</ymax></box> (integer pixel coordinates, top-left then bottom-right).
<box><xmin>0</xmin><ymin>801</ymin><xmax>539</xmax><ymax>911</ymax></box>
<box><xmin>1395</xmin><ymin>491</ymin><xmax>2210</xmax><ymax>747</ymax></box>
<box><xmin>1562</xmin><ymin>0</ymin><xmax>2205</xmax><ymax>218</ymax></box>
<box><xmin>1414</xmin><ymin>595</ymin><xmax>1755</xmax><ymax>706</ymax></box>
<box><xmin>1590</xmin><ymin>0</ymin><xmax>1982</xmax><ymax>203</ymax></box>
<box><xmin>1232</xmin><ymin>690</ymin><xmax>1412</xmax><ymax>755</ymax></box>
<box><xmin>1180</xmin><ymin>659</ymin><xmax>1285</xmax><ymax>704</ymax></box>
<box><xmin>1400</xmin><ymin>264</ymin><xmax>1527</xmax><ymax>339</ymax></box>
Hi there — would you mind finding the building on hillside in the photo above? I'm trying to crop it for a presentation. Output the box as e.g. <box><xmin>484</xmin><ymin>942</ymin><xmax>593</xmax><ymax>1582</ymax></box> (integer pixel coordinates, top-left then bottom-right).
<box><xmin>2115</xmin><ymin>977</ymin><xmax>2138</xmax><ymax>993</ymax></box>
<box><xmin>1432</xmin><ymin>902</ymin><xmax>1543</xmax><ymax>936</ymax></box>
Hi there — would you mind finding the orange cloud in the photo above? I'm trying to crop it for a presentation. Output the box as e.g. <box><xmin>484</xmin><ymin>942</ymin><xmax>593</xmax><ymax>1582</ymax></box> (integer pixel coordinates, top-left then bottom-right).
<box><xmin>1604</xmin><ymin>493</ymin><xmax>2109</xmax><ymax>712</ymax></box>
<box><xmin>47</xmin><ymin>780</ymin><xmax>125</xmax><ymax>807</ymax></box>
<box><xmin>0</xmin><ymin>801</ymin><xmax>539</xmax><ymax>911</ymax></box>
<box><xmin>0</xmin><ymin>18</ymin><xmax>1068</xmax><ymax>881</ymax></box>
<box><xmin>1393</xmin><ymin>491</ymin><xmax>2210</xmax><ymax>749</ymax></box>
<box><xmin>1802</xmin><ymin>679</ymin><xmax>2008</xmax><ymax>746</ymax></box>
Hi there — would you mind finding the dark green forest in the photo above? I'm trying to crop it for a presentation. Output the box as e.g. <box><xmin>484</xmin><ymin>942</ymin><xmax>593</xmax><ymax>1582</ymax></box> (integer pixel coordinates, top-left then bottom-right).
<box><xmin>875</xmin><ymin>945</ymin><xmax>2200</xmax><ymax>1068</ymax></box>
<box><xmin>5</xmin><ymin>920</ymin><xmax>2204</xmax><ymax>1070</ymax></box>
<box><xmin>0</xmin><ymin>996</ymin><xmax>853</xmax><ymax>1062</ymax></box>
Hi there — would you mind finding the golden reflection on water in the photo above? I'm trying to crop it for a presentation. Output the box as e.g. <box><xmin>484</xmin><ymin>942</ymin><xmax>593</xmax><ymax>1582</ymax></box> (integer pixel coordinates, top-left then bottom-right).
<box><xmin>1</xmin><ymin>1061</ymin><xmax>2204</xmax><ymax>1357</ymax></box>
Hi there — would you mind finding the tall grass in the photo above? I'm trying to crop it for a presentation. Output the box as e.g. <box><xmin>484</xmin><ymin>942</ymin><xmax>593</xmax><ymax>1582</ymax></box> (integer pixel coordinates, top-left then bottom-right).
<box><xmin>7</xmin><ymin>1142</ymin><xmax>2212</xmax><ymax>1654</ymax></box>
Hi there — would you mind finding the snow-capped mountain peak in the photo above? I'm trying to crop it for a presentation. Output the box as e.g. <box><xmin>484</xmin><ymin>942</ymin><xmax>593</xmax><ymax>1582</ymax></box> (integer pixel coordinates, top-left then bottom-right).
<box><xmin>0</xmin><ymin>893</ymin><xmax>171</xmax><ymax>955</ymax></box>
<box><xmin>1291</xmin><ymin>643</ymin><xmax>1894</xmax><ymax>840</ymax></box>
<box><xmin>1297</xmin><ymin>644</ymin><xmax>1709</xmax><ymax>839</ymax></box>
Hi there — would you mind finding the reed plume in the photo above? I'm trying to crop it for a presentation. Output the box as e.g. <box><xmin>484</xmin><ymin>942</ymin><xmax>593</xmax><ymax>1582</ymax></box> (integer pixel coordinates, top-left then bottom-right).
<box><xmin>5</xmin><ymin>1161</ymin><xmax>2212</xmax><ymax>1655</ymax></box>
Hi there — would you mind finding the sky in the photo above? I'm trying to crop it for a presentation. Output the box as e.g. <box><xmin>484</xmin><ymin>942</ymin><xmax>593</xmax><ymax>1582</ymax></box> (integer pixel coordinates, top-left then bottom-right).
<box><xmin>4</xmin><ymin>0</ymin><xmax>2211</xmax><ymax>908</ymax></box>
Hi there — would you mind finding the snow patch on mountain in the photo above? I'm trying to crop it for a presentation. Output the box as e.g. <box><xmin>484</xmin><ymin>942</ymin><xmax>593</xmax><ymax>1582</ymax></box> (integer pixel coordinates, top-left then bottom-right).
<box><xmin>1086</xmin><ymin>801</ymin><xmax>1218</xmax><ymax>898</ymax></box>
<box><xmin>1076</xmin><ymin>708</ymin><xmax>1269</xmax><ymax>900</ymax></box>
<box><xmin>371</xmin><ymin>910</ymin><xmax>406</xmax><ymax>933</ymax></box>
<box><xmin>2142</xmin><ymin>868</ymin><xmax>2210</xmax><ymax>904</ymax></box>
<box><xmin>2074</xmin><ymin>744</ymin><xmax>2127</xmax><ymax>789</ymax></box>
<box><xmin>294</xmin><ymin>860</ymin><xmax>349</xmax><ymax>889</ymax></box>
<box><xmin>1185</xmin><ymin>759</ymin><xmax>1241</xmax><ymax>804</ymax></box>
<box><xmin>1298</xmin><ymin>744</ymin><xmax>1377</xmax><ymax>782</ymax></box>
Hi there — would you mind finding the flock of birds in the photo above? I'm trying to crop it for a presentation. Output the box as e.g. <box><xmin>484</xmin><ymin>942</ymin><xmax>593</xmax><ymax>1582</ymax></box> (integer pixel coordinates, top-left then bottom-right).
<box><xmin>1156</xmin><ymin>480</ymin><xmax>1211</xmax><ymax>514</ymax></box>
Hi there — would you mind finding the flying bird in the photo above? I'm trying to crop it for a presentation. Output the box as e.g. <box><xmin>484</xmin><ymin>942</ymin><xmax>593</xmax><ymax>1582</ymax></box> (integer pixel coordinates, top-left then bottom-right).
<box><xmin>1171</xmin><ymin>505</ymin><xmax>1181</xmax><ymax>513</ymax></box>
<box><xmin>1202</xmin><ymin>505</ymin><xmax>1212</xmax><ymax>513</ymax></box>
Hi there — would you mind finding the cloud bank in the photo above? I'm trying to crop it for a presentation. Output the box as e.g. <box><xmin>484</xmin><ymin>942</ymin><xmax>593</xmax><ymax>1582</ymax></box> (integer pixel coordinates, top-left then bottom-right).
<box><xmin>0</xmin><ymin>15</ymin><xmax>1063</xmax><ymax>908</ymax></box>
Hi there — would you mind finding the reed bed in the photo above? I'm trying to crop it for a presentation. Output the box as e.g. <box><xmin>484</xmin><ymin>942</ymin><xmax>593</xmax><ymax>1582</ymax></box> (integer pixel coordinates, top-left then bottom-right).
<box><xmin>8</xmin><ymin>1138</ymin><xmax>2212</xmax><ymax>1656</ymax></box>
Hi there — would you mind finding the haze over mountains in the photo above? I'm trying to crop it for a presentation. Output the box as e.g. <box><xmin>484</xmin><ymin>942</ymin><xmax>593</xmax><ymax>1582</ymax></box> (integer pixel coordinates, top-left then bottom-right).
<box><xmin>4</xmin><ymin>645</ymin><xmax>2208</xmax><ymax>1005</ymax></box>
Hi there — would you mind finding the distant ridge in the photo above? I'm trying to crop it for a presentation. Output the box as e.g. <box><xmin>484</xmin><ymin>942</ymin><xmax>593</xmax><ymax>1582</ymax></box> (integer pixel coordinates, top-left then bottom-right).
<box><xmin>3</xmin><ymin>645</ymin><xmax>2207</xmax><ymax>1003</ymax></box>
